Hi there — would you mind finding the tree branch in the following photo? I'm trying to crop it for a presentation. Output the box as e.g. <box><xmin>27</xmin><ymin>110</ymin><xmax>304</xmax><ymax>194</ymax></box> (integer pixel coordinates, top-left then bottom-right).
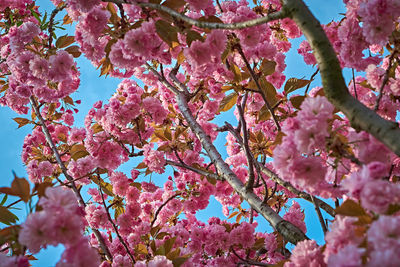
<box><xmin>284</xmin><ymin>0</ymin><xmax>400</xmax><ymax>156</ymax></box>
<box><xmin>235</xmin><ymin>43</ymin><xmax>281</xmax><ymax>131</ymax></box>
<box><xmin>166</xmin><ymin>160</ymin><xmax>224</xmax><ymax>181</ymax></box>
<box><xmin>374</xmin><ymin>50</ymin><xmax>397</xmax><ymax>111</ymax></box>
<box><xmin>103</xmin><ymin>0</ymin><xmax>289</xmax><ymax>29</ymax></box>
<box><xmin>150</xmin><ymin>193</ymin><xmax>181</xmax><ymax>229</ymax></box>
<box><xmin>258</xmin><ymin>163</ymin><xmax>336</xmax><ymax>217</ymax></box>
<box><xmin>175</xmin><ymin>91</ymin><xmax>307</xmax><ymax>244</ymax></box>
<box><xmin>98</xmin><ymin>184</ymin><xmax>135</xmax><ymax>264</ymax></box>
<box><xmin>311</xmin><ymin>195</ymin><xmax>327</xmax><ymax>234</ymax></box>
<box><xmin>48</xmin><ymin>4</ymin><xmax>66</xmax><ymax>49</ymax></box>
<box><xmin>237</xmin><ymin>100</ymin><xmax>256</xmax><ymax>191</ymax></box>
<box><xmin>29</xmin><ymin>97</ymin><xmax>113</xmax><ymax>262</ymax></box>
<box><xmin>216</xmin><ymin>122</ymin><xmax>336</xmax><ymax>217</ymax></box>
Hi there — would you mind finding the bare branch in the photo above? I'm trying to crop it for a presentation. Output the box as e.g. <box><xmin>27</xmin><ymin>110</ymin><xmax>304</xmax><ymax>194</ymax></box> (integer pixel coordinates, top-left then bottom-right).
<box><xmin>216</xmin><ymin>122</ymin><xmax>335</xmax><ymax>217</ymax></box>
<box><xmin>175</xmin><ymin>91</ymin><xmax>307</xmax><ymax>244</ymax></box>
<box><xmin>311</xmin><ymin>195</ymin><xmax>327</xmax><ymax>234</ymax></box>
<box><xmin>351</xmin><ymin>68</ymin><xmax>357</xmax><ymax>99</ymax></box>
<box><xmin>98</xmin><ymin>184</ymin><xmax>136</xmax><ymax>264</ymax></box>
<box><xmin>48</xmin><ymin>4</ymin><xmax>66</xmax><ymax>49</ymax></box>
<box><xmin>29</xmin><ymin>97</ymin><xmax>113</xmax><ymax>261</ymax></box>
<box><xmin>258</xmin><ymin>164</ymin><xmax>336</xmax><ymax>217</ymax></box>
<box><xmin>304</xmin><ymin>68</ymin><xmax>319</xmax><ymax>95</ymax></box>
<box><xmin>103</xmin><ymin>0</ymin><xmax>289</xmax><ymax>29</ymax></box>
<box><xmin>374</xmin><ymin>50</ymin><xmax>397</xmax><ymax>111</ymax></box>
<box><xmin>237</xmin><ymin>101</ymin><xmax>255</xmax><ymax>191</ymax></box>
<box><xmin>166</xmin><ymin>160</ymin><xmax>224</xmax><ymax>181</ymax></box>
<box><xmin>235</xmin><ymin>43</ymin><xmax>281</xmax><ymax>131</ymax></box>
<box><xmin>285</xmin><ymin>0</ymin><xmax>400</xmax><ymax>156</ymax></box>
<box><xmin>231</xmin><ymin>246</ymin><xmax>272</xmax><ymax>267</ymax></box>
<box><xmin>150</xmin><ymin>193</ymin><xmax>181</xmax><ymax>229</ymax></box>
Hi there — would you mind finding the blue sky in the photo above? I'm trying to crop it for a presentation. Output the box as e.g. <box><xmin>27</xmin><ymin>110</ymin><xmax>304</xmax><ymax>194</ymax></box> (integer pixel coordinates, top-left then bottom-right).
<box><xmin>0</xmin><ymin>1</ymin><xmax>347</xmax><ymax>266</ymax></box>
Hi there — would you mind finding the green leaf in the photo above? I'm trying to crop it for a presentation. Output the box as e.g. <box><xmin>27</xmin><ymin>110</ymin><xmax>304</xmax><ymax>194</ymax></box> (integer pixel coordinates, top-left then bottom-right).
<box><xmin>56</xmin><ymin>35</ymin><xmax>75</xmax><ymax>49</ymax></box>
<box><xmin>0</xmin><ymin>195</ymin><xmax>7</xmax><ymax>206</ymax></box>
<box><xmin>155</xmin><ymin>20</ymin><xmax>179</xmax><ymax>47</ymax></box>
<box><xmin>0</xmin><ymin>176</ymin><xmax>30</xmax><ymax>203</ymax></box>
<box><xmin>284</xmin><ymin>78</ymin><xmax>311</xmax><ymax>94</ymax></box>
<box><xmin>162</xmin><ymin>0</ymin><xmax>186</xmax><ymax>10</ymax></box>
<box><xmin>172</xmin><ymin>255</ymin><xmax>191</xmax><ymax>267</ymax></box>
<box><xmin>65</xmin><ymin>45</ymin><xmax>81</xmax><ymax>58</ymax></box>
<box><xmin>186</xmin><ymin>30</ymin><xmax>204</xmax><ymax>46</ymax></box>
<box><xmin>260</xmin><ymin>60</ymin><xmax>276</xmax><ymax>76</ymax></box>
<box><xmin>13</xmin><ymin>118</ymin><xmax>30</xmax><ymax>129</ymax></box>
<box><xmin>335</xmin><ymin>199</ymin><xmax>366</xmax><ymax>217</ymax></box>
<box><xmin>257</xmin><ymin>78</ymin><xmax>278</xmax><ymax>106</ymax></box>
<box><xmin>290</xmin><ymin>95</ymin><xmax>306</xmax><ymax>109</ymax></box>
<box><xmin>0</xmin><ymin>207</ymin><xmax>18</xmax><ymax>225</ymax></box>
<box><xmin>164</xmin><ymin>236</ymin><xmax>177</xmax><ymax>255</ymax></box>
<box><xmin>218</xmin><ymin>92</ymin><xmax>238</xmax><ymax>112</ymax></box>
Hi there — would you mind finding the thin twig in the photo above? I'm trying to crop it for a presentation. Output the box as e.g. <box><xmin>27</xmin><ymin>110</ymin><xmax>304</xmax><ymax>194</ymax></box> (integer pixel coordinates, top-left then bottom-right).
<box><xmin>103</xmin><ymin>0</ymin><xmax>289</xmax><ymax>29</ymax></box>
<box><xmin>374</xmin><ymin>50</ymin><xmax>397</xmax><ymax>111</ymax></box>
<box><xmin>311</xmin><ymin>195</ymin><xmax>327</xmax><ymax>234</ymax></box>
<box><xmin>166</xmin><ymin>160</ymin><xmax>223</xmax><ymax>181</ymax></box>
<box><xmin>235</xmin><ymin>43</ymin><xmax>281</xmax><ymax>131</ymax></box>
<box><xmin>258</xmin><ymin>163</ymin><xmax>336</xmax><ymax>217</ymax></box>
<box><xmin>48</xmin><ymin>4</ymin><xmax>66</xmax><ymax>49</ymax></box>
<box><xmin>216</xmin><ymin>0</ymin><xmax>224</xmax><ymax>13</ymax></box>
<box><xmin>29</xmin><ymin>97</ymin><xmax>113</xmax><ymax>261</ymax></box>
<box><xmin>304</xmin><ymin>68</ymin><xmax>319</xmax><ymax>95</ymax></box>
<box><xmin>237</xmin><ymin>101</ymin><xmax>255</xmax><ymax>191</ymax></box>
<box><xmin>351</xmin><ymin>68</ymin><xmax>357</xmax><ymax>99</ymax></box>
<box><xmin>150</xmin><ymin>193</ymin><xmax>181</xmax><ymax>229</ymax></box>
<box><xmin>231</xmin><ymin>246</ymin><xmax>272</xmax><ymax>267</ymax></box>
<box><xmin>145</xmin><ymin>63</ymin><xmax>181</xmax><ymax>95</ymax></box>
<box><xmin>98</xmin><ymin>184</ymin><xmax>136</xmax><ymax>264</ymax></box>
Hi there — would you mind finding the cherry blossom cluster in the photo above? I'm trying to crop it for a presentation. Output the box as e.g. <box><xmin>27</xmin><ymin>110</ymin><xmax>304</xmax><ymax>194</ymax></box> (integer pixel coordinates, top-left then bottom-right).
<box><xmin>0</xmin><ymin>0</ymin><xmax>400</xmax><ymax>266</ymax></box>
<box><xmin>19</xmin><ymin>187</ymin><xmax>100</xmax><ymax>266</ymax></box>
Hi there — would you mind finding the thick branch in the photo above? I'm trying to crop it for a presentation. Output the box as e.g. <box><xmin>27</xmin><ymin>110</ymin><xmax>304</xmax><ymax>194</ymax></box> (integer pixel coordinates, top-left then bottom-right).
<box><xmin>103</xmin><ymin>0</ymin><xmax>289</xmax><ymax>29</ymax></box>
<box><xmin>284</xmin><ymin>0</ymin><xmax>400</xmax><ymax>156</ymax></box>
<box><xmin>175</xmin><ymin>92</ymin><xmax>307</xmax><ymax>244</ymax></box>
<box><xmin>29</xmin><ymin>97</ymin><xmax>113</xmax><ymax>261</ymax></box>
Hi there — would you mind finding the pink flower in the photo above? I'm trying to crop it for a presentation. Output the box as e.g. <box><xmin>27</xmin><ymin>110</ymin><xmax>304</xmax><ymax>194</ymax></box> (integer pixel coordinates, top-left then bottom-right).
<box><xmin>143</xmin><ymin>144</ymin><xmax>166</xmax><ymax>174</ymax></box>
<box><xmin>367</xmin><ymin>216</ymin><xmax>400</xmax><ymax>251</ymax></box>
<box><xmin>0</xmin><ymin>254</ymin><xmax>29</xmax><ymax>267</ymax></box>
<box><xmin>290</xmin><ymin>156</ymin><xmax>327</xmax><ymax>188</ymax></box>
<box><xmin>360</xmin><ymin>180</ymin><xmax>398</xmax><ymax>214</ymax></box>
<box><xmin>56</xmin><ymin>238</ymin><xmax>100</xmax><ymax>267</ymax></box>
<box><xmin>325</xmin><ymin>216</ymin><xmax>362</xmax><ymax>259</ymax></box>
<box><xmin>327</xmin><ymin>244</ymin><xmax>364</xmax><ymax>267</ymax></box>
<box><xmin>283</xmin><ymin>201</ymin><xmax>306</xmax><ymax>233</ymax></box>
<box><xmin>67</xmin><ymin>0</ymin><xmax>100</xmax><ymax>13</ymax></box>
<box><xmin>49</xmin><ymin>50</ymin><xmax>74</xmax><ymax>82</ymax></box>
<box><xmin>147</xmin><ymin>255</ymin><xmax>173</xmax><ymax>267</ymax></box>
<box><xmin>29</xmin><ymin>56</ymin><xmax>49</xmax><ymax>80</ymax></box>
<box><xmin>285</xmin><ymin>240</ymin><xmax>325</xmax><ymax>267</ymax></box>
<box><xmin>298</xmin><ymin>96</ymin><xmax>334</xmax><ymax>121</ymax></box>
<box><xmin>184</xmin><ymin>40</ymin><xmax>211</xmax><ymax>67</ymax></box>
<box><xmin>18</xmin><ymin>211</ymin><xmax>53</xmax><ymax>253</ymax></box>
<box><xmin>39</xmin><ymin>187</ymin><xmax>79</xmax><ymax>213</ymax></box>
